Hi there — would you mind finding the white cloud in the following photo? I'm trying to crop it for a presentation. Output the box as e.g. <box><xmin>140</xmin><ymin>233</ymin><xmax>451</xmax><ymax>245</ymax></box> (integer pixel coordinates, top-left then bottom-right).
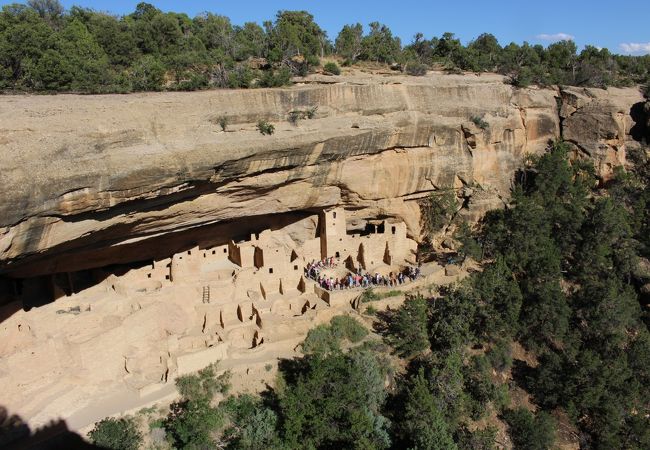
<box><xmin>535</xmin><ymin>32</ymin><xmax>575</xmax><ymax>42</ymax></box>
<box><xmin>619</xmin><ymin>42</ymin><xmax>650</xmax><ymax>54</ymax></box>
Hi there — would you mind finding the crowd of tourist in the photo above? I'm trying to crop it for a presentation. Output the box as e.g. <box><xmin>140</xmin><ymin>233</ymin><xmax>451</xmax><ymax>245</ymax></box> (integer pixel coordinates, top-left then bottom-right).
<box><xmin>304</xmin><ymin>257</ymin><xmax>421</xmax><ymax>291</ymax></box>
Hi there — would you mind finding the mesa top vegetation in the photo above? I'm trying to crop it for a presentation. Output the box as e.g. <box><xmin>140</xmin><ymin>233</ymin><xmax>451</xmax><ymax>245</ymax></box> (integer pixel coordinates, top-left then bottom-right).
<box><xmin>1</xmin><ymin>0</ymin><xmax>649</xmax><ymax>93</ymax></box>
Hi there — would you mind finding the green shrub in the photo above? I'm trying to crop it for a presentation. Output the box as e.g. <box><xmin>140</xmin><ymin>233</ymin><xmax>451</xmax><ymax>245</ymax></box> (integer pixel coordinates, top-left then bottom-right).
<box><xmin>305</xmin><ymin>105</ymin><xmax>318</xmax><ymax>119</ymax></box>
<box><xmin>216</xmin><ymin>116</ymin><xmax>229</xmax><ymax>132</ymax></box>
<box><xmin>87</xmin><ymin>417</ymin><xmax>142</xmax><ymax>450</ymax></box>
<box><xmin>422</xmin><ymin>189</ymin><xmax>458</xmax><ymax>234</ymax></box>
<box><xmin>302</xmin><ymin>316</ymin><xmax>367</xmax><ymax>354</ymax></box>
<box><xmin>306</xmin><ymin>54</ymin><xmax>321</xmax><ymax>67</ymax></box>
<box><xmin>302</xmin><ymin>324</ymin><xmax>340</xmax><ymax>354</ymax></box>
<box><xmin>386</xmin><ymin>295</ymin><xmax>430</xmax><ymax>357</ymax></box>
<box><xmin>222</xmin><ymin>394</ymin><xmax>280</xmax><ymax>449</ymax></box>
<box><xmin>455</xmin><ymin>221</ymin><xmax>483</xmax><ymax>261</ymax></box>
<box><xmin>365</xmin><ymin>305</ymin><xmax>378</xmax><ymax>315</ymax></box>
<box><xmin>258</xmin><ymin>66</ymin><xmax>292</xmax><ymax>87</ymax></box>
<box><xmin>400</xmin><ymin>369</ymin><xmax>457</xmax><ymax>449</ymax></box>
<box><xmin>227</xmin><ymin>64</ymin><xmax>255</xmax><ymax>88</ymax></box>
<box><xmin>280</xmin><ymin>350</ymin><xmax>390</xmax><ymax>449</ymax></box>
<box><xmin>464</xmin><ymin>355</ymin><xmax>498</xmax><ymax>420</ymax></box>
<box><xmin>323</xmin><ymin>61</ymin><xmax>341</xmax><ymax>75</ymax></box>
<box><xmin>508</xmin><ymin>67</ymin><xmax>533</xmax><ymax>88</ymax></box>
<box><xmin>486</xmin><ymin>339</ymin><xmax>513</xmax><ymax>372</ymax></box>
<box><xmin>502</xmin><ymin>408</ymin><xmax>556</xmax><ymax>450</ymax></box>
<box><xmin>493</xmin><ymin>384</ymin><xmax>511</xmax><ymax>412</ymax></box>
<box><xmin>287</xmin><ymin>110</ymin><xmax>302</xmax><ymax>125</ymax></box>
<box><xmin>455</xmin><ymin>425</ymin><xmax>498</xmax><ymax>450</ymax></box>
<box><xmin>360</xmin><ymin>288</ymin><xmax>402</xmax><ymax>303</ymax></box>
<box><xmin>148</xmin><ymin>418</ymin><xmax>164</xmax><ymax>430</ymax></box>
<box><xmin>175</xmin><ymin>363</ymin><xmax>231</xmax><ymax>400</ymax></box>
<box><xmin>130</xmin><ymin>55</ymin><xmax>165</xmax><ymax>91</ymax></box>
<box><xmin>330</xmin><ymin>315</ymin><xmax>368</xmax><ymax>343</ymax></box>
<box><xmin>360</xmin><ymin>288</ymin><xmax>380</xmax><ymax>303</ymax></box>
<box><xmin>287</xmin><ymin>106</ymin><xmax>318</xmax><ymax>125</ymax></box>
<box><xmin>166</xmin><ymin>364</ymin><xmax>230</xmax><ymax>449</ymax></box>
<box><xmin>471</xmin><ymin>115</ymin><xmax>489</xmax><ymax>129</ymax></box>
<box><xmin>405</xmin><ymin>62</ymin><xmax>428</xmax><ymax>76</ymax></box>
<box><xmin>444</xmin><ymin>62</ymin><xmax>463</xmax><ymax>74</ymax></box>
<box><xmin>257</xmin><ymin>120</ymin><xmax>275</xmax><ymax>135</ymax></box>
<box><xmin>173</xmin><ymin>72</ymin><xmax>209</xmax><ymax>91</ymax></box>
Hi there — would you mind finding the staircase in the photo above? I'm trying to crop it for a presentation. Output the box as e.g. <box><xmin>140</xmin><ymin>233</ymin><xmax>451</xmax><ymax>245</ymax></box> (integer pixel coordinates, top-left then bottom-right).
<box><xmin>202</xmin><ymin>286</ymin><xmax>210</xmax><ymax>304</ymax></box>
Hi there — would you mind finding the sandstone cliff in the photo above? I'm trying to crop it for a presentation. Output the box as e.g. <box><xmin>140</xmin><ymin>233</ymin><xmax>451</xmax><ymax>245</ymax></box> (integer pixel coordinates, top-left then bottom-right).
<box><xmin>0</xmin><ymin>72</ymin><xmax>645</xmax><ymax>278</ymax></box>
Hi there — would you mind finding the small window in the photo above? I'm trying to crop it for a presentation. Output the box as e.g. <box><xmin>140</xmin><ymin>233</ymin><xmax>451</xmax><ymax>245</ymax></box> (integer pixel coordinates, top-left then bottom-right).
<box><xmin>203</xmin><ymin>253</ymin><xmax>206</xmax><ymax>258</ymax></box>
<box><xmin>392</xmin><ymin>226</ymin><xmax>396</xmax><ymax>235</ymax></box>
<box><xmin>335</xmin><ymin>251</ymin><xmax>340</xmax><ymax>258</ymax></box>
<box><xmin>147</xmin><ymin>273</ymin><xmax>152</xmax><ymax>278</ymax></box>
<box><xmin>333</xmin><ymin>211</ymin><xmax>337</xmax><ymax>219</ymax></box>
<box><xmin>188</xmin><ymin>250</ymin><xmax>191</xmax><ymax>255</ymax></box>
<box><xmin>339</xmin><ymin>238</ymin><xmax>343</xmax><ymax>241</ymax></box>
<box><xmin>269</xmin><ymin>268</ymin><xmax>274</xmax><ymax>274</ymax></box>
<box><xmin>212</xmin><ymin>250</ymin><xmax>216</xmax><ymax>255</ymax></box>
<box><xmin>294</xmin><ymin>265</ymin><xmax>298</xmax><ymax>270</ymax></box>
<box><xmin>223</xmin><ymin>248</ymin><xmax>227</xmax><ymax>253</ymax></box>
<box><xmin>165</xmin><ymin>275</ymin><xmax>170</xmax><ymax>280</ymax></box>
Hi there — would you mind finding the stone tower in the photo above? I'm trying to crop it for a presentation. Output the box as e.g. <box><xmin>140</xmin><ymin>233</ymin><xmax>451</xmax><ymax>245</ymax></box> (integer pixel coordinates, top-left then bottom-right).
<box><xmin>320</xmin><ymin>207</ymin><xmax>346</xmax><ymax>259</ymax></box>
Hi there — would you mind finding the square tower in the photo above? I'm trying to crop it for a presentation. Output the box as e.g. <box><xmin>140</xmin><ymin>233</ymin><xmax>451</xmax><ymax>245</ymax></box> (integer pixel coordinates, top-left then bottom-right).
<box><xmin>320</xmin><ymin>208</ymin><xmax>347</xmax><ymax>258</ymax></box>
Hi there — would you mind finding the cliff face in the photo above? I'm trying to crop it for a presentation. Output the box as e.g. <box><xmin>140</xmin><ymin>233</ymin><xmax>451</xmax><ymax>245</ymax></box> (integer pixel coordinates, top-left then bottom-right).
<box><xmin>0</xmin><ymin>72</ymin><xmax>645</xmax><ymax>278</ymax></box>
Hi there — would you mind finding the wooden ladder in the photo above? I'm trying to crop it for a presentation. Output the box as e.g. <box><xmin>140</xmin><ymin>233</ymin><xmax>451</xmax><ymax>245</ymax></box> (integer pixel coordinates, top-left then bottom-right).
<box><xmin>202</xmin><ymin>286</ymin><xmax>210</xmax><ymax>304</ymax></box>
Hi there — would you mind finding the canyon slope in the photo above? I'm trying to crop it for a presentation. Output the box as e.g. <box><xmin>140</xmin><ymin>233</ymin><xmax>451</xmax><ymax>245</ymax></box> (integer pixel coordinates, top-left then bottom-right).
<box><xmin>0</xmin><ymin>72</ymin><xmax>645</xmax><ymax>279</ymax></box>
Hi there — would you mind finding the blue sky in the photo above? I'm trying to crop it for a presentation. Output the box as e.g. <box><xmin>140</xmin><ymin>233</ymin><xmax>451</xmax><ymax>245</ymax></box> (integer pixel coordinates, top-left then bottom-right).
<box><xmin>3</xmin><ymin>0</ymin><xmax>650</xmax><ymax>54</ymax></box>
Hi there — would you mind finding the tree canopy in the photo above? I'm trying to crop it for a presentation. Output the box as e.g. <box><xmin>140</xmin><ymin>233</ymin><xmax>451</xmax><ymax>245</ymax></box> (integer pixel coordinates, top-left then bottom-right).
<box><xmin>1</xmin><ymin>1</ymin><xmax>648</xmax><ymax>92</ymax></box>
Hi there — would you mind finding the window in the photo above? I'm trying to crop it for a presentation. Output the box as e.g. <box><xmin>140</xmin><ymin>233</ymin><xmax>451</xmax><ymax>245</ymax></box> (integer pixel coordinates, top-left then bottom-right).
<box><xmin>294</xmin><ymin>265</ymin><xmax>298</xmax><ymax>270</ymax></box>
<box><xmin>223</xmin><ymin>248</ymin><xmax>227</xmax><ymax>253</ymax></box>
<box><xmin>333</xmin><ymin>211</ymin><xmax>337</xmax><ymax>219</ymax></box>
<box><xmin>335</xmin><ymin>252</ymin><xmax>340</xmax><ymax>258</ymax></box>
<box><xmin>188</xmin><ymin>250</ymin><xmax>191</xmax><ymax>255</ymax></box>
<box><xmin>269</xmin><ymin>268</ymin><xmax>274</xmax><ymax>274</ymax></box>
<box><xmin>392</xmin><ymin>226</ymin><xmax>396</xmax><ymax>235</ymax></box>
<box><xmin>165</xmin><ymin>275</ymin><xmax>170</xmax><ymax>280</ymax></box>
<box><xmin>147</xmin><ymin>273</ymin><xmax>152</xmax><ymax>278</ymax></box>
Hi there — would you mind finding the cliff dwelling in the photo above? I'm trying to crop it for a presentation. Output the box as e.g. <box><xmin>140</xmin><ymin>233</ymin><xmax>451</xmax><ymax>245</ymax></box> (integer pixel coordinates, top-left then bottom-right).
<box><xmin>0</xmin><ymin>207</ymin><xmax>428</xmax><ymax>429</ymax></box>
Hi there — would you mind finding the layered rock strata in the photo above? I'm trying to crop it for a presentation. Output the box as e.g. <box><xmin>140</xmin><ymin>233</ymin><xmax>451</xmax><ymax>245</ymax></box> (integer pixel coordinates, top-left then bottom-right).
<box><xmin>0</xmin><ymin>74</ymin><xmax>644</xmax><ymax>279</ymax></box>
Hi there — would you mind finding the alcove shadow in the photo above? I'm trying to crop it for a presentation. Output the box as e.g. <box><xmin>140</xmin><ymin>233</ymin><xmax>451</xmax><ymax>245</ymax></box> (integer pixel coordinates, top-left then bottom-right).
<box><xmin>0</xmin><ymin>209</ymin><xmax>318</xmax><ymax>325</ymax></box>
<box><xmin>629</xmin><ymin>101</ymin><xmax>649</xmax><ymax>144</ymax></box>
<box><xmin>0</xmin><ymin>406</ymin><xmax>103</xmax><ymax>450</ymax></box>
